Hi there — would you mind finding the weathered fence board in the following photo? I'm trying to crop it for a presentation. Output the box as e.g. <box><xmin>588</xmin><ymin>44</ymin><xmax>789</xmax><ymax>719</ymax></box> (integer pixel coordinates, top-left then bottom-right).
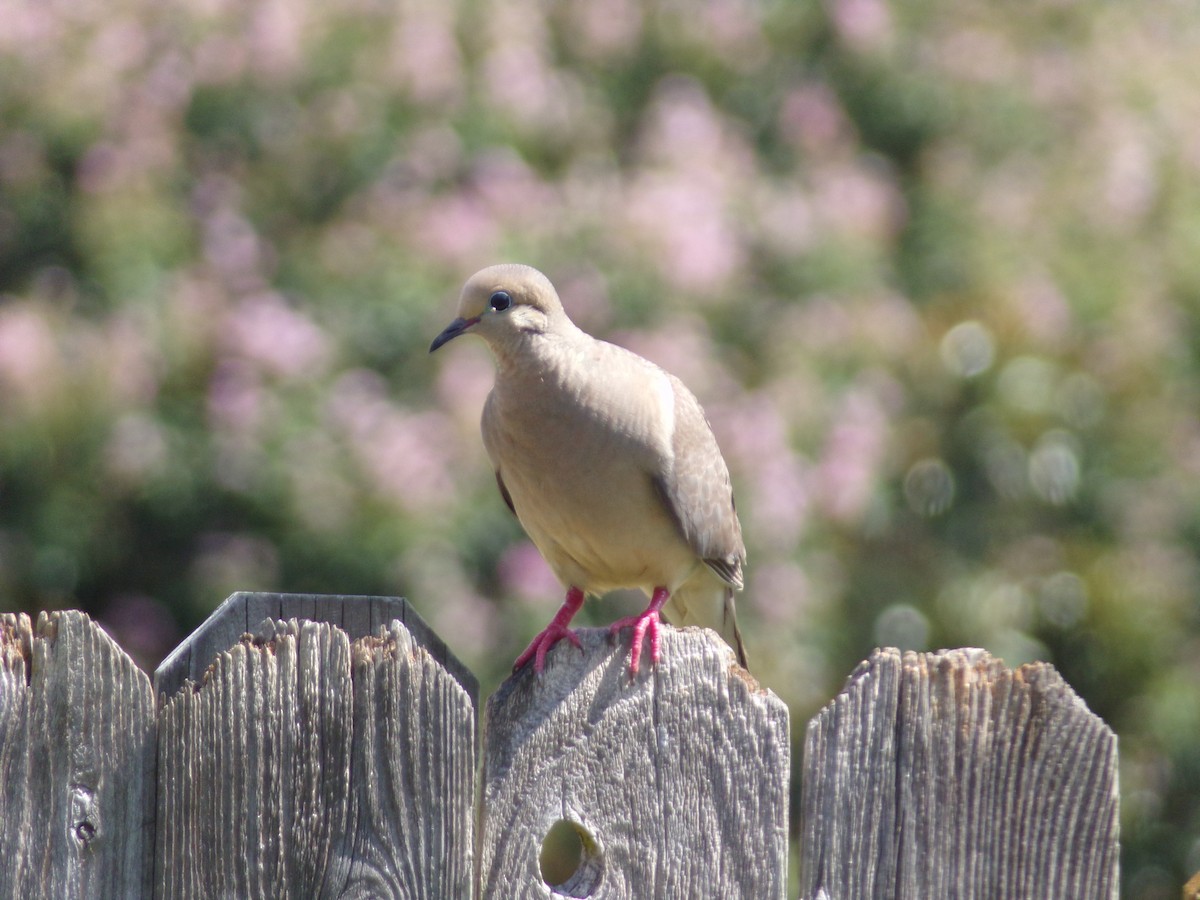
<box><xmin>800</xmin><ymin>647</ymin><xmax>1120</xmax><ymax>900</ymax></box>
<box><xmin>0</xmin><ymin>610</ymin><xmax>156</xmax><ymax>898</ymax></box>
<box><xmin>343</xmin><ymin>620</ymin><xmax>476</xmax><ymax>898</ymax></box>
<box><xmin>155</xmin><ymin>615</ymin><xmax>475</xmax><ymax>899</ymax></box>
<box><xmin>478</xmin><ymin>627</ymin><xmax>790</xmax><ymax>899</ymax></box>
<box><xmin>155</xmin><ymin>592</ymin><xmax>477</xmax><ymax>706</ymax></box>
<box><xmin>0</xmin><ymin>596</ymin><xmax>1125</xmax><ymax>898</ymax></box>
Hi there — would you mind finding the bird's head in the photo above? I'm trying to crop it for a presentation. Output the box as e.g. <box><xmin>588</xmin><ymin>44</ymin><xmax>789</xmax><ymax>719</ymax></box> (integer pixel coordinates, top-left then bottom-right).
<box><xmin>429</xmin><ymin>264</ymin><xmax>570</xmax><ymax>354</ymax></box>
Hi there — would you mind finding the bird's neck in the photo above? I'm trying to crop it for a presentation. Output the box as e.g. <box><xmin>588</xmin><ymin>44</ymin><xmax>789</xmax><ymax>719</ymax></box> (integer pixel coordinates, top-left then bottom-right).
<box><xmin>491</xmin><ymin>323</ymin><xmax>588</xmax><ymax>383</ymax></box>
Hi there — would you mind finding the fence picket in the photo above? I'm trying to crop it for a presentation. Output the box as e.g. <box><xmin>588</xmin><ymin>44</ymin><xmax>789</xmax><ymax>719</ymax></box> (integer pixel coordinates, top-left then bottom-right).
<box><xmin>478</xmin><ymin>627</ymin><xmax>791</xmax><ymax>899</ymax></box>
<box><xmin>0</xmin><ymin>611</ymin><xmax>155</xmax><ymax>898</ymax></box>
<box><xmin>0</xmin><ymin>598</ymin><xmax>1124</xmax><ymax>898</ymax></box>
<box><xmin>799</xmin><ymin>647</ymin><xmax>1120</xmax><ymax>899</ymax></box>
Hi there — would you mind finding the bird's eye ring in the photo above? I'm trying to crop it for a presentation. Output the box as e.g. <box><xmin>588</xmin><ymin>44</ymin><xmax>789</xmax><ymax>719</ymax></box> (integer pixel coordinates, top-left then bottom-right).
<box><xmin>490</xmin><ymin>291</ymin><xmax>512</xmax><ymax>311</ymax></box>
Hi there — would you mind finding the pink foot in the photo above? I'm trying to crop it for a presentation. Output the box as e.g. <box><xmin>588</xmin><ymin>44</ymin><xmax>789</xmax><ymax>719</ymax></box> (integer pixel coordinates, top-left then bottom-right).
<box><xmin>514</xmin><ymin>587</ymin><xmax>585</xmax><ymax>674</ymax></box>
<box><xmin>609</xmin><ymin>586</ymin><xmax>670</xmax><ymax>676</ymax></box>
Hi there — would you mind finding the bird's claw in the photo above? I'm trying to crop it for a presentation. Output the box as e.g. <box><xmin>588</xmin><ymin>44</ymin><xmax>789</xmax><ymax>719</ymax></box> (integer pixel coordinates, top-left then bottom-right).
<box><xmin>609</xmin><ymin>609</ymin><xmax>661</xmax><ymax>677</ymax></box>
<box><xmin>513</xmin><ymin>623</ymin><xmax>582</xmax><ymax>675</ymax></box>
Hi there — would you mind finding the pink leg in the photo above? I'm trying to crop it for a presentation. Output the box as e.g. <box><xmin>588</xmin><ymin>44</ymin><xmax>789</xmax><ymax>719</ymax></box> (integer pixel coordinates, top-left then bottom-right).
<box><xmin>513</xmin><ymin>587</ymin><xmax>585</xmax><ymax>674</ymax></box>
<box><xmin>608</xmin><ymin>586</ymin><xmax>670</xmax><ymax>676</ymax></box>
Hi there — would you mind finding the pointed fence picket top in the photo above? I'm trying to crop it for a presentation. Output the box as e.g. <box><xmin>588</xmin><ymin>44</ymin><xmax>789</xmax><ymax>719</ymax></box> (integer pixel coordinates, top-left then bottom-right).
<box><xmin>799</xmin><ymin>647</ymin><xmax>1120</xmax><ymax>900</ymax></box>
<box><xmin>153</xmin><ymin>591</ymin><xmax>477</xmax><ymax>705</ymax></box>
<box><xmin>152</xmin><ymin>594</ymin><xmax>476</xmax><ymax>899</ymax></box>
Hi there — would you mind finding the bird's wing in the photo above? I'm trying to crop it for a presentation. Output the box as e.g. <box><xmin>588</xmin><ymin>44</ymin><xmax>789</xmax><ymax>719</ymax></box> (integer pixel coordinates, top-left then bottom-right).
<box><xmin>480</xmin><ymin>390</ymin><xmax>517</xmax><ymax>516</ymax></box>
<box><xmin>494</xmin><ymin>470</ymin><xmax>517</xmax><ymax>516</ymax></box>
<box><xmin>652</xmin><ymin>374</ymin><xmax>745</xmax><ymax>590</ymax></box>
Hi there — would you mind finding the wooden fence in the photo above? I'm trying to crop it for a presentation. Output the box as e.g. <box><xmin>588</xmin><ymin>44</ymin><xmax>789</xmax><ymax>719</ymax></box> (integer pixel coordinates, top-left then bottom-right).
<box><xmin>0</xmin><ymin>592</ymin><xmax>1120</xmax><ymax>898</ymax></box>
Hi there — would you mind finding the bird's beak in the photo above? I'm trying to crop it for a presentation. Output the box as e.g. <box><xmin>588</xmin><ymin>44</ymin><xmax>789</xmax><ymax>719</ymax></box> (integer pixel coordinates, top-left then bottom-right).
<box><xmin>429</xmin><ymin>316</ymin><xmax>480</xmax><ymax>353</ymax></box>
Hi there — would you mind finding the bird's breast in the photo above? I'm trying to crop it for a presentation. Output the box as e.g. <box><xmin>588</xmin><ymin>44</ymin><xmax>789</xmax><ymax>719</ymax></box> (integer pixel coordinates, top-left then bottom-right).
<box><xmin>482</xmin><ymin>355</ymin><xmax>693</xmax><ymax>593</ymax></box>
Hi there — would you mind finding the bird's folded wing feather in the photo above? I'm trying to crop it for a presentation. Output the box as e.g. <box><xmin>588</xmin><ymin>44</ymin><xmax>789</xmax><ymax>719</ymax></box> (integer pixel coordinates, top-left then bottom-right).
<box><xmin>652</xmin><ymin>375</ymin><xmax>745</xmax><ymax>589</ymax></box>
<box><xmin>494</xmin><ymin>469</ymin><xmax>517</xmax><ymax>516</ymax></box>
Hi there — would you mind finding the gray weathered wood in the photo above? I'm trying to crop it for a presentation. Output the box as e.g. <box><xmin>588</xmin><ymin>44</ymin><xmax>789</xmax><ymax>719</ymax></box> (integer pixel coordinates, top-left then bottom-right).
<box><xmin>0</xmin><ymin>611</ymin><xmax>156</xmax><ymax>898</ymax></box>
<box><xmin>154</xmin><ymin>592</ymin><xmax>477</xmax><ymax>708</ymax></box>
<box><xmin>800</xmin><ymin>647</ymin><xmax>1119</xmax><ymax>900</ymax></box>
<box><xmin>479</xmin><ymin>626</ymin><xmax>790</xmax><ymax>899</ymax></box>
<box><xmin>155</xmin><ymin>616</ymin><xmax>475</xmax><ymax>899</ymax></box>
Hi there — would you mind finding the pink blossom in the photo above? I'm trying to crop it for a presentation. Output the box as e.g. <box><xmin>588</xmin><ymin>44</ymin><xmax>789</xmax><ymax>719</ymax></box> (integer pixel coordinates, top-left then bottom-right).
<box><xmin>0</xmin><ymin>303</ymin><xmax>60</xmax><ymax>407</ymax></box>
<box><xmin>498</xmin><ymin>541</ymin><xmax>561</xmax><ymax>603</ymax></box>
<box><xmin>192</xmin><ymin>35</ymin><xmax>249</xmax><ymax>85</ymax></box>
<box><xmin>1100</xmin><ymin>114</ymin><xmax>1158</xmax><ymax>222</ymax></box>
<box><xmin>552</xmin><ymin>267</ymin><xmax>614</xmax><ymax>334</ymax></box>
<box><xmin>0</xmin><ymin>2</ymin><xmax>58</xmax><ymax>56</ymax></box>
<box><xmin>398</xmin><ymin>540</ymin><xmax>500</xmax><ymax>658</ymax></box>
<box><xmin>812</xmin><ymin>159</ymin><xmax>905</xmax><ymax>241</ymax></box>
<box><xmin>425</xmin><ymin>587</ymin><xmax>500</xmax><ymax>661</ymax></box>
<box><xmin>415</xmin><ymin>192</ymin><xmax>499</xmax><ymax>266</ymax></box>
<box><xmin>202</xmin><ymin>208</ymin><xmax>275</xmax><ymax>289</ymax></box>
<box><xmin>222</xmin><ymin>292</ymin><xmax>331</xmax><ymax>379</ymax></box>
<box><xmin>562</xmin><ymin>0</ymin><xmax>643</xmax><ymax>60</ymax></box>
<box><xmin>1012</xmin><ymin>275</ymin><xmax>1072</xmax><ymax>347</ymax></box>
<box><xmin>248</xmin><ymin>0</ymin><xmax>306</xmax><ymax>82</ymax></box>
<box><xmin>387</xmin><ymin>10</ymin><xmax>464</xmax><ymax>105</ymax></box>
<box><xmin>640</xmin><ymin>77</ymin><xmax>727</xmax><ymax>167</ymax></box>
<box><xmin>814</xmin><ymin>385</ymin><xmax>890</xmax><ymax>524</ymax></box>
<box><xmin>749</xmin><ymin>561</ymin><xmax>811</xmax><ymax>624</ymax></box>
<box><xmin>480</xmin><ymin>8</ymin><xmax>581</xmax><ymax>135</ymax></box>
<box><xmin>474</xmin><ymin>151</ymin><xmax>558</xmax><ymax>229</ymax></box>
<box><xmin>747</xmin><ymin>452</ymin><xmax>812</xmax><ymax>551</ymax></box>
<box><xmin>625</xmin><ymin>174</ymin><xmax>744</xmax><ymax>291</ymax></box>
<box><xmin>715</xmin><ymin>394</ymin><xmax>793</xmax><ymax>473</ymax></box>
<box><xmin>435</xmin><ymin>344</ymin><xmax>497</xmax><ymax>430</ymax></box>
<box><xmin>755</xmin><ymin>185</ymin><xmax>816</xmax><ymax>255</ymax></box>
<box><xmin>779</xmin><ymin>84</ymin><xmax>855</xmax><ymax>157</ymax></box>
<box><xmin>695</xmin><ymin>0</ymin><xmax>768</xmax><ymax>69</ymax></box>
<box><xmin>711</xmin><ymin>395</ymin><xmax>812</xmax><ymax>549</ymax></box>
<box><xmin>207</xmin><ymin>358</ymin><xmax>277</xmax><ymax>433</ymax></box>
<box><xmin>89</xmin><ymin>19</ymin><xmax>148</xmax><ymax>81</ymax></box>
<box><xmin>327</xmin><ymin>370</ymin><xmax>462</xmax><ymax>513</ymax></box>
<box><xmin>103</xmin><ymin>316</ymin><xmax>161</xmax><ymax>406</ymax></box>
<box><xmin>828</xmin><ymin>0</ymin><xmax>893</xmax><ymax>51</ymax></box>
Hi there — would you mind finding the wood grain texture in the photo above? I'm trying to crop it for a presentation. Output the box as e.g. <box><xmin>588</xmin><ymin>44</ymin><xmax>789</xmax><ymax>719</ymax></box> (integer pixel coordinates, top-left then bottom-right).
<box><xmin>342</xmin><ymin>621</ymin><xmax>476</xmax><ymax>898</ymax></box>
<box><xmin>154</xmin><ymin>592</ymin><xmax>477</xmax><ymax>708</ymax></box>
<box><xmin>155</xmin><ymin>617</ymin><xmax>475</xmax><ymax>899</ymax></box>
<box><xmin>800</xmin><ymin>647</ymin><xmax>1119</xmax><ymax>900</ymax></box>
<box><xmin>0</xmin><ymin>611</ymin><xmax>156</xmax><ymax>898</ymax></box>
<box><xmin>479</xmin><ymin>626</ymin><xmax>790</xmax><ymax>899</ymax></box>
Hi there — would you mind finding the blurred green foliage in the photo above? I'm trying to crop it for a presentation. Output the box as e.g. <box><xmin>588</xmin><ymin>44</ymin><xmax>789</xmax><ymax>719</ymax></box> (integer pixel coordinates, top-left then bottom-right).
<box><xmin>2</xmin><ymin>0</ymin><xmax>1199</xmax><ymax>892</ymax></box>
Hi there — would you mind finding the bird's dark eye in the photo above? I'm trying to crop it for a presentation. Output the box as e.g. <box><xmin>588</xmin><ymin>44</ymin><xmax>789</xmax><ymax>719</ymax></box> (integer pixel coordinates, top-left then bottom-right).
<box><xmin>490</xmin><ymin>291</ymin><xmax>512</xmax><ymax>311</ymax></box>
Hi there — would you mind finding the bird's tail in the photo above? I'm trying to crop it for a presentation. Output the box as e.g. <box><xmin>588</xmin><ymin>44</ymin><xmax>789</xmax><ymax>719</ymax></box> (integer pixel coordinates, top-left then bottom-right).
<box><xmin>663</xmin><ymin>577</ymin><xmax>749</xmax><ymax>670</ymax></box>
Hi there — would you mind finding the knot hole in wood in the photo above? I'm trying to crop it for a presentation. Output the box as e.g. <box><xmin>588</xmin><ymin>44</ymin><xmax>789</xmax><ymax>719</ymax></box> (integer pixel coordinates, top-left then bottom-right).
<box><xmin>539</xmin><ymin>818</ymin><xmax>604</xmax><ymax>897</ymax></box>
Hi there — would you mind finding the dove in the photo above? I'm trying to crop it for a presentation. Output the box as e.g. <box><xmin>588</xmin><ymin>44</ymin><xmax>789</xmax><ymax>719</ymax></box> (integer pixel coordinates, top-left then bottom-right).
<box><xmin>430</xmin><ymin>264</ymin><xmax>747</xmax><ymax>676</ymax></box>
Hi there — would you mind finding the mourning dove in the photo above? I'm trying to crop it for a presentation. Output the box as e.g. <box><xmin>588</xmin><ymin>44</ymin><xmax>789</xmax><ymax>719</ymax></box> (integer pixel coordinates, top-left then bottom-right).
<box><xmin>430</xmin><ymin>264</ymin><xmax>747</xmax><ymax>675</ymax></box>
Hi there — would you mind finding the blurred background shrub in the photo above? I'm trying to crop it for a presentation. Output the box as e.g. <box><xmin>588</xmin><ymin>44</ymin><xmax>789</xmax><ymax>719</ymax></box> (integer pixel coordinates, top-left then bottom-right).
<box><xmin>2</xmin><ymin>0</ymin><xmax>1198</xmax><ymax>893</ymax></box>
